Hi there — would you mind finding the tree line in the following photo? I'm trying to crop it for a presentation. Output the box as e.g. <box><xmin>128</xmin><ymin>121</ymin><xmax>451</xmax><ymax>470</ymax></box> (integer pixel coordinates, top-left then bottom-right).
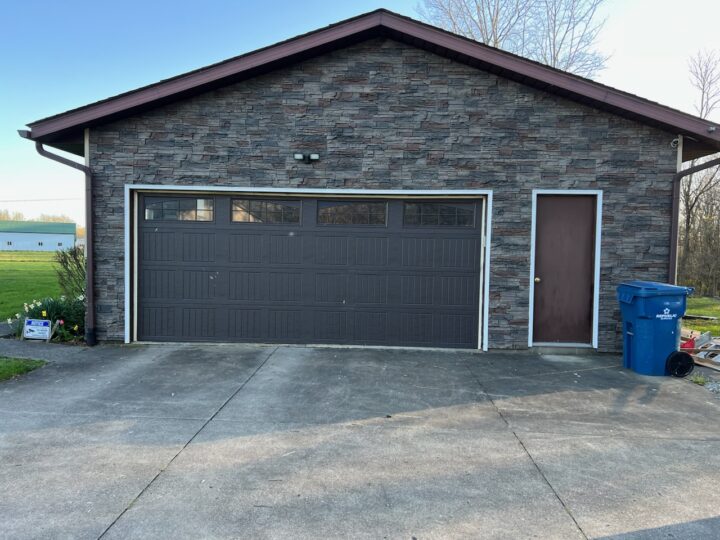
<box><xmin>678</xmin><ymin>50</ymin><xmax>720</xmax><ymax>297</ymax></box>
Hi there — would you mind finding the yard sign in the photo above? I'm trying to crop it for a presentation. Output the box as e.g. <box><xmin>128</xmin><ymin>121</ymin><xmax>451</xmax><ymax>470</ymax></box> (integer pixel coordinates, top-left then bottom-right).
<box><xmin>23</xmin><ymin>319</ymin><xmax>51</xmax><ymax>340</ymax></box>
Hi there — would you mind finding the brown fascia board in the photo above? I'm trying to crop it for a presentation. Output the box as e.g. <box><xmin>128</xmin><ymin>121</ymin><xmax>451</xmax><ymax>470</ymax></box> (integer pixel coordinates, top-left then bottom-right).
<box><xmin>26</xmin><ymin>9</ymin><xmax>720</xmax><ymax>158</ymax></box>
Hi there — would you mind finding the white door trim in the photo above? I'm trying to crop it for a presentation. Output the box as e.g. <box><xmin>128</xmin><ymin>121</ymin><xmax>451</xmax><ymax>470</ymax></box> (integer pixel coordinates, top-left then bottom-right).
<box><xmin>528</xmin><ymin>189</ymin><xmax>602</xmax><ymax>349</ymax></box>
<box><xmin>123</xmin><ymin>184</ymin><xmax>494</xmax><ymax>350</ymax></box>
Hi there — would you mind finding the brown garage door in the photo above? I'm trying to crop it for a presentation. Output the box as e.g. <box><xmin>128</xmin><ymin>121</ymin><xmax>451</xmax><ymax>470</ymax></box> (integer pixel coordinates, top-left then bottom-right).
<box><xmin>136</xmin><ymin>194</ymin><xmax>484</xmax><ymax>348</ymax></box>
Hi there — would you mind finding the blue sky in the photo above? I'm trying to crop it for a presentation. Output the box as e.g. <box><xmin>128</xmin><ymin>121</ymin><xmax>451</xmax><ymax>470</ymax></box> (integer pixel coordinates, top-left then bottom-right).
<box><xmin>1</xmin><ymin>0</ymin><xmax>718</xmax><ymax>224</ymax></box>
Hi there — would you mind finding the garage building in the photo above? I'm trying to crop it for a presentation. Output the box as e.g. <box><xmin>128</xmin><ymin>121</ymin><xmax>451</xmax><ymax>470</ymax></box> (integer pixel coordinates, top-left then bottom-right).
<box><xmin>20</xmin><ymin>10</ymin><xmax>720</xmax><ymax>350</ymax></box>
<box><xmin>0</xmin><ymin>221</ymin><xmax>76</xmax><ymax>252</ymax></box>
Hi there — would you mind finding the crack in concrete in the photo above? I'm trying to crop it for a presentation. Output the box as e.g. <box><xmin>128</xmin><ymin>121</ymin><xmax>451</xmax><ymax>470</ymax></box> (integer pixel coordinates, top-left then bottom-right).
<box><xmin>465</xmin><ymin>364</ymin><xmax>589</xmax><ymax>540</ymax></box>
<box><xmin>95</xmin><ymin>346</ymin><xmax>280</xmax><ymax>540</ymax></box>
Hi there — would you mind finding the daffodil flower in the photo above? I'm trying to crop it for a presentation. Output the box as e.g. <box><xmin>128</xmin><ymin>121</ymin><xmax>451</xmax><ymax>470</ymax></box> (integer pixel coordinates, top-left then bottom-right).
<box><xmin>41</xmin><ymin>310</ymin><xmax>47</xmax><ymax>318</ymax></box>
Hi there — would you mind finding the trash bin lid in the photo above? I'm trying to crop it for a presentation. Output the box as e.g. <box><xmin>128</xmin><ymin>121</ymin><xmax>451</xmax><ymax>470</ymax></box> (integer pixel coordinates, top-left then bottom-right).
<box><xmin>617</xmin><ymin>280</ymin><xmax>694</xmax><ymax>300</ymax></box>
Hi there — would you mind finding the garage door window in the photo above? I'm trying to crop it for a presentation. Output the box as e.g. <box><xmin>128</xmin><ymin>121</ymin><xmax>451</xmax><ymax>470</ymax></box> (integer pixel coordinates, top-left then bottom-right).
<box><xmin>232</xmin><ymin>199</ymin><xmax>301</xmax><ymax>224</ymax></box>
<box><xmin>318</xmin><ymin>201</ymin><xmax>387</xmax><ymax>225</ymax></box>
<box><xmin>403</xmin><ymin>202</ymin><xmax>474</xmax><ymax>227</ymax></box>
<box><xmin>145</xmin><ymin>198</ymin><xmax>214</xmax><ymax>221</ymax></box>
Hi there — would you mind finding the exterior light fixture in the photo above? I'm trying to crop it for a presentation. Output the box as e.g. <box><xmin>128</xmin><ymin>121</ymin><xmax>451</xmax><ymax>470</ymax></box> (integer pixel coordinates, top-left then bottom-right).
<box><xmin>293</xmin><ymin>152</ymin><xmax>320</xmax><ymax>164</ymax></box>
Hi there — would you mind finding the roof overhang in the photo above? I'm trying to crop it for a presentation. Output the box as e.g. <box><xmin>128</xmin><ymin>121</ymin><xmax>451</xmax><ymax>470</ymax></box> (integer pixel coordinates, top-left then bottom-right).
<box><xmin>24</xmin><ymin>9</ymin><xmax>720</xmax><ymax>161</ymax></box>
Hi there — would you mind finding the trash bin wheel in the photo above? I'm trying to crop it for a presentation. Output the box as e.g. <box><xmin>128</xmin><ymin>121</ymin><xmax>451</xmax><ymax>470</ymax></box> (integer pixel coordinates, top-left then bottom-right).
<box><xmin>666</xmin><ymin>351</ymin><xmax>694</xmax><ymax>378</ymax></box>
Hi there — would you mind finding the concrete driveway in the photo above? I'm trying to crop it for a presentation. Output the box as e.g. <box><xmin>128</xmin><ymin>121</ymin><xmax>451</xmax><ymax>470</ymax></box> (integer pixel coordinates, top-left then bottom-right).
<box><xmin>1</xmin><ymin>340</ymin><xmax>720</xmax><ymax>539</ymax></box>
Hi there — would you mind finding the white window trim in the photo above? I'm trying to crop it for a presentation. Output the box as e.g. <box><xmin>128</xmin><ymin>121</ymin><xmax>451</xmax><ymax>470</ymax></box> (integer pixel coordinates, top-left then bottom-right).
<box><xmin>528</xmin><ymin>189</ymin><xmax>603</xmax><ymax>349</ymax></box>
<box><xmin>124</xmin><ymin>184</ymin><xmax>494</xmax><ymax>351</ymax></box>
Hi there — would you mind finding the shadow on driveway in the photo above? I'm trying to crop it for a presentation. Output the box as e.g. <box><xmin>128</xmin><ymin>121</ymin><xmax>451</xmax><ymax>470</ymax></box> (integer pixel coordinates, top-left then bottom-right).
<box><xmin>1</xmin><ymin>340</ymin><xmax>719</xmax><ymax>539</ymax></box>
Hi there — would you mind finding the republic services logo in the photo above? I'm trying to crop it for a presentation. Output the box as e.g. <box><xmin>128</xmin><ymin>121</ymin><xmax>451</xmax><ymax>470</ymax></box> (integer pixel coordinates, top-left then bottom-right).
<box><xmin>656</xmin><ymin>307</ymin><xmax>677</xmax><ymax>320</ymax></box>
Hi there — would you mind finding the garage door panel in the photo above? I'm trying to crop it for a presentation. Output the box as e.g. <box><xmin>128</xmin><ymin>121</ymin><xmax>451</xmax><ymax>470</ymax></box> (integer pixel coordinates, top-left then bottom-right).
<box><xmin>142</xmin><ymin>231</ymin><xmax>175</xmax><ymax>261</ymax></box>
<box><xmin>268</xmin><ymin>310</ymin><xmax>304</xmax><ymax>340</ymax></box>
<box><xmin>228</xmin><ymin>309</ymin><xmax>264</xmax><ymax>339</ymax></box>
<box><xmin>228</xmin><ymin>234</ymin><xmax>263</xmax><ymax>263</ymax></box>
<box><xmin>353</xmin><ymin>274</ymin><xmax>388</xmax><ymax>304</ymax></box>
<box><xmin>315</xmin><ymin>273</ymin><xmax>349</xmax><ymax>303</ymax></box>
<box><xmin>438</xmin><ymin>275</ymin><xmax>478</xmax><ymax>306</ymax></box>
<box><xmin>439</xmin><ymin>238</ymin><xmax>480</xmax><ymax>269</ymax></box>
<box><xmin>314</xmin><ymin>236</ymin><xmax>349</xmax><ymax>265</ymax></box>
<box><xmin>181</xmin><ymin>308</ymin><xmax>216</xmax><ymax>339</ymax></box>
<box><xmin>401</xmin><ymin>313</ymin><xmax>434</xmax><ymax>343</ymax></box>
<box><xmin>353</xmin><ymin>311</ymin><xmax>388</xmax><ymax>343</ymax></box>
<box><xmin>182</xmin><ymin>270</ymin><xmax>218</xmax><ymax>300</ymax></box>
<box><xmin>400</xmin><ymin>275</ymin><xmax>434</xmax><ymax>305</ymax></box>
<box><xmin>140</xmin><ymin>306</ymin><xmax>176</xmax><ymax>338</ymax></box>
<box><xmin>141</xmin><ymin>269</ymin><xmax>177</xmax><ymax>299</ymax></box>
<box><xmin>436</xmin><ymin>313</ymin><xmax>477</xmax><ymax>345</ymax></box>
<box><xmin>314</xmin><ymin>311</ymin><xmax>348</xmax><ymax>341</ymax></box>
<box><xmin>354</xmin><ymin>236</ymin><xmax>389</xmax><ymax>266</ymax></box>
<box><xmin>269</xmin><ymin>272</ymin><xmax>303</xmax><ymax>302</ymax></box>
<box><xmin>401</xmin><ymin>238</ymin><xmax>435</xmax><ymax>267</ymax></box>
<box><xmin>182</xmin><ymin>232</ymin><xmax>216</xmax><ymax>262</ymax></box>
<box><xmin>270</xmin><ymin>235</ymin><xmax>302</xmax><ymax>264</ymax></box>
<box><xmin>137</xmin><ymin>194</ymin><xmax>483</xmax><ymax>348</ymax></box>
<box><xmin>229</xmin><ymin>271</ymin><xmax>268</xmax><ymax>301</ymax></box>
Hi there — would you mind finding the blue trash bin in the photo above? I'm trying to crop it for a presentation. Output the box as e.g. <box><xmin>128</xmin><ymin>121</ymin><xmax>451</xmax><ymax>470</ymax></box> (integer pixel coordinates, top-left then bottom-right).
<box><xmin>617</xmin><ymin>281</ymin><xmax>694</xmax><ymax>376</ymax></box>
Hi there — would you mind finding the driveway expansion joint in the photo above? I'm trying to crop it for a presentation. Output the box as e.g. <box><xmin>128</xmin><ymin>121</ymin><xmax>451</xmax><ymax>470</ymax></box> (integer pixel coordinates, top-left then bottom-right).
<box><xmin>465</xmin><ymin>364</ymin><xmax>589</xmax><ymax>540</ymax></box>
<box><xmin>95</xmin><ymin>346</ymin><xmax>280</xmax><ymax>540</ymax></box>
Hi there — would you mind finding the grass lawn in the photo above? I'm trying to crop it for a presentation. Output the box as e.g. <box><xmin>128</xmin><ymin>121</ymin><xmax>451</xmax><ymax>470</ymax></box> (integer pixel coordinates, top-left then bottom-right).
<box><xmin>0</xmin><ymin>251</ymin><xmax>61</xmax><ymax>320</ymax></box>
<box><xmin>684</xmin><ymin>296</ymin><xmax>720</xmax><ymax>337</ymax></box>
<box><xmin>0</xmin><ymin>357</ymin><xmax>45</xmax><ymax>381</ymax></box>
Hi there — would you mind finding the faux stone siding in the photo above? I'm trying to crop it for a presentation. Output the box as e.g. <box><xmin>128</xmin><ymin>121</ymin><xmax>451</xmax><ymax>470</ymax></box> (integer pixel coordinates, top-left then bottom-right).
<box><xmin>89</xmin><ymin>38</ymin><xmax>678</xmax><ymax>350</ymax></box>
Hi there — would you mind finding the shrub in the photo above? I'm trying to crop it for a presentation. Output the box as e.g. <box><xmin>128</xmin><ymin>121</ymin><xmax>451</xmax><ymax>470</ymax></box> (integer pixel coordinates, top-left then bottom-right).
<box><xmin>54</xmin><ymin>247</ymin><xmax>86</xmax><ymax>300</ymax></box>
<box><xmin>6</xmin><ymin>296</ymin><xmax>85</xmax><ymax>342</ymax></box>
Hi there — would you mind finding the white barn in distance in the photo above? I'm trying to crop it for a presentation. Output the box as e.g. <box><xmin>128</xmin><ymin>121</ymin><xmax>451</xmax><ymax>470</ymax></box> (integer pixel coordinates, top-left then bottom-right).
<box><xmin>0</xmin><ymin>221</ymin><xmax>76</xmax><ymax>251</ymax></box>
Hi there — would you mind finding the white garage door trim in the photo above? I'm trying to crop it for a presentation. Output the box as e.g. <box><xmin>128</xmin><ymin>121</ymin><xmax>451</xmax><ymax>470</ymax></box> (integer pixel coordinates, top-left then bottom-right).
<box><xmin>124</xmin><ymin>184</ymin><xmax>493</xmax><ymax>350</ymax></box>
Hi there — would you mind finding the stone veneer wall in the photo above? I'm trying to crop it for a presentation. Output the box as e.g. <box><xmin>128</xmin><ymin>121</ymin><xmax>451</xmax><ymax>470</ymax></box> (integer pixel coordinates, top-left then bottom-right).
<box><xmin>89</xmin><ymin>37</ymin><xmax>678</xmax><ymax>350</ymax></box>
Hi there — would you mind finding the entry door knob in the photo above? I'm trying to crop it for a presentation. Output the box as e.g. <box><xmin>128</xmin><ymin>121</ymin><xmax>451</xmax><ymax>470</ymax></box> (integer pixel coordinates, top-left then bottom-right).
<box><xmin>534</xmin><ymin>277</ymin><xmax>541</xmax><ymax>283</ymax></box>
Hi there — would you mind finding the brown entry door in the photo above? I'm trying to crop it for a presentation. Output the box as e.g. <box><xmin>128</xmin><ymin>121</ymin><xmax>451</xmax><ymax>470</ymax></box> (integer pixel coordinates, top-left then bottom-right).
<box><xmin>532</xmin><ymin>195</ymin><xmax>596</xmax><ymax>344</ymax></box>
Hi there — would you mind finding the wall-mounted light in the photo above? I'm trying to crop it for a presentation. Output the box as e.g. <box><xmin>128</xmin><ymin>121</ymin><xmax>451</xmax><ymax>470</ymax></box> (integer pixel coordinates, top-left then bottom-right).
<box><xmin>294</xmin><ymin>152</ymin><xmax>320</xmax><ymax>164</ymax></box>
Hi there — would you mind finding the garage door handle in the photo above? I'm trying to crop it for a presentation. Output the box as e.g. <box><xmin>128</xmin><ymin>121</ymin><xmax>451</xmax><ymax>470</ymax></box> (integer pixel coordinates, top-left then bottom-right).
<box><xmin>534</xmin><ymin>277</ymin><xmax>541</xmax><ymax>283</ymax></box>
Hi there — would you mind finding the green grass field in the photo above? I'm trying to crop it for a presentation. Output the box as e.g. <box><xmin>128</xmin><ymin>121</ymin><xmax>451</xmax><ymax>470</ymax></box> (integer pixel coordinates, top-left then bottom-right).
<box><xmin>0</xmin><ymin>251</ymin><xmax>61</xmax><ymax>320</ymax></box>
<box><xmin>684</xmin><ymin>296</ymin><xmax>720</xmax><ymax>336</ymax></box>
<box><xmin>0</xmin><ymin>357</ymin><xmax>45</xmax><ymax>381</ymax></box>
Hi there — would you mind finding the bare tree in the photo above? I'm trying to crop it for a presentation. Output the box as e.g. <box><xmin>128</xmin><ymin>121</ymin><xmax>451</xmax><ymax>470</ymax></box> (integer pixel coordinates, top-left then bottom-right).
<box><xmin>531</xmin><ymin>0</ymin><xmax>607</xmax><ymax>76</ymax></box>
<box><xmin>679</xmin><ymin>50</ymin><xmax>720</xmax><ymax>288</ymax></box>
<box><xmin>418</xmin><ymin>0</ymin><xmax>608</xmax><ymax>77</ymax></box>
<box><xmin>418</xmin><ymin>0</ymin><xmax>534</xmax><ymax>52</ymax></box>
<box><xmin>35</xmin><ymin>214</ymin><xmax>75</xmax><ymax>223</ymax></box>
<box><xmin>690</xmin><ymin>50</ymin><xmax>720</xmax><ymax>119</ymax></box>
<box><xmin>0</xmin><ymin>209</ymin><xmax>25</xmax><ymax>221</ymax></box>
<box><xmin>0</xmin><ymin>210</ymin><xmax>74</xmax><ymax>223</ymax></box>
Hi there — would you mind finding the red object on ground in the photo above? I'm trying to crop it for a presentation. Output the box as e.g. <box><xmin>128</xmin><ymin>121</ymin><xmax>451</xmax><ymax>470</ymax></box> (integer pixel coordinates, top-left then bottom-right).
<box><xmin>681</xmin><ymin>338</ymin><xmax>696</xmax><ymax>350</ymax></box>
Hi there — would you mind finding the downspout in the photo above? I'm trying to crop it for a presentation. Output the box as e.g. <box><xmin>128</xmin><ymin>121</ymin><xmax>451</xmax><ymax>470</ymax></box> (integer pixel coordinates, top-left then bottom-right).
<box><xmin>17</xmin><ymin>130</ymin><xmax>97</xmax><ymax>346</ymax></box>
<box><xmin>669</xmin><ymin>151</ymin><xmax>720</xmax><ymax>284</ymax></box>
